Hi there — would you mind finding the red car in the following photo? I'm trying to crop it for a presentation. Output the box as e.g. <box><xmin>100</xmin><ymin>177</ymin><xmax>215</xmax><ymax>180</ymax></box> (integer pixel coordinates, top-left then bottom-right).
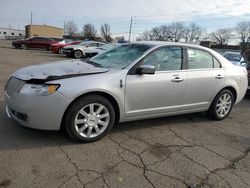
<box><xmin>50</xmin><ymin>41</ymin><xmax>81</xmax><ymax>54</ymax></box>
<box><xmin>12</xmin><ymin>37</ymin><xmax>62</xmax><ymax>50</ymax></box>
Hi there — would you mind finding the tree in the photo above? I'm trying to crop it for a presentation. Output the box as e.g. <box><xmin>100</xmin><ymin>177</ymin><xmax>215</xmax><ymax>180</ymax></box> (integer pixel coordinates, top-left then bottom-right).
<box><xmin>169</xmin><ymin>22</ymin><xmax>186</xmax><ymax>42</ymax></box>
<box><xmin>184</xmin><ymin>23</ymin><xmax>204</xmax><ymax>43</ymax></box>
<box><xmin>115</xmin><ymin>36</ymin><xmax>125</xmax><ymax>43</ymax></box>
<box><xmin>211</xmin><ymin>28</ymin><xmax>233</xmax><ymax>47</ymax></box>
<box><xmin>235</xmin><ymin>21</ymin><xmax>250</xmax><ymax>51</ymax></box>
<box><xmin>65</xmin><ymin>21</ymin><xmax>78</xmax><ymax>36</ymax></box>
<box><xmin>100</xmin><ymin>23</ymin><xmax>113</xmax><ymax>42</ymax></box>
<box><xmin>138</xmin><ymin>22</ymin><xmax>204</xmax><ymax>43</ymax></box>
<box><xmin>152</xmin><ymin>25</ymin><xmax>172</xmax><ymax>41</ymax></box>
<box><xmin>82</xmin><ymin>23</ymin><xmax>97</xmax><ymax>40</ymax></box>
<box><xmin>139</xmin><ymin>25</ymin><xmax>172</xmax><ymax>41</ymax></box>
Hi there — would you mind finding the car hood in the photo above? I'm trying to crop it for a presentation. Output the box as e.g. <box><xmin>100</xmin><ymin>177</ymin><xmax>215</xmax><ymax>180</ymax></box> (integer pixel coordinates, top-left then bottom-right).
<box><xmin>13</xmin><ymin>39</ymin><xmax>25</xmax><ymax>43</ymax></box>
<box><xmin>12</xmin><ymin>60</ymin><xmax>109</xmax><ymax>82</ymax></box>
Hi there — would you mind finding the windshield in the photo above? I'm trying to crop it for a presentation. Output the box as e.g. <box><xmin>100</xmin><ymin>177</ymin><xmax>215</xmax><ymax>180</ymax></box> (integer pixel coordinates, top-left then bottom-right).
<box><xmin>85</xmin><ymin>44</ymin><xmax>152</xmax><ymax>69</ymax></box>
<box><xmin>224</xmin><ymin>53</ymin><xmax>241</xmax><ymax>62</ymax></box>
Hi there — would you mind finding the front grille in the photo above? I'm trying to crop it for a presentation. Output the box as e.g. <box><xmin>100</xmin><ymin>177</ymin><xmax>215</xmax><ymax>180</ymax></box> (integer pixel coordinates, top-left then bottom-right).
<box><xmin>5</xmin><ymin>77</ymin><xmax>25</xmax><ymax>97</ymax></box>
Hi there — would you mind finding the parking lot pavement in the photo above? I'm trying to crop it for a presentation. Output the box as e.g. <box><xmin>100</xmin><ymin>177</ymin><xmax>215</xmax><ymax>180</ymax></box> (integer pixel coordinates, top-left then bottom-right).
<box><xmin>0</xmin><ymin>39</ymin><xmax>250</xmax><ymax>188</ymax></box>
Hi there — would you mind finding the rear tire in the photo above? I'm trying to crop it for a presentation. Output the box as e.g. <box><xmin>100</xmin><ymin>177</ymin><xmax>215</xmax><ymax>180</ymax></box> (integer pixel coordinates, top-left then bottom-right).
<box><xmin>65</xmin><ymin>95</ymin><xmax>115</xmax><ymax>142</ymax></box>
<box><xmin>207</xmin><ymin>89</ymin><xmax>234</xmax><ymax>120</ymax></box>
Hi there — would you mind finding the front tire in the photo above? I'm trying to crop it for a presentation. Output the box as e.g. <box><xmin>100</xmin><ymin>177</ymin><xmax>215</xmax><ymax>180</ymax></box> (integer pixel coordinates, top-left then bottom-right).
<box><xmin>58</xmin><ymin>48</ymin><xmax>63</xmax><ymax>54</ymax></box>
<box><xmin>65</xmin><ymin>95</ymin><xmax>115</xmax><ymax>142</ymax></box>
<box><xmin>74</xmin><ymin>50</ymin><xmax>83</xmax><ymax>59</ymax></box>
<box><xmin>207</xmin><ymin>89</ymin><xmax>234</xmax><ymax>120</ymax></box>
<box><xmin>21</xmin><ymin>43</ymin><xmax>28</xmax><ymax>50</ymax></box>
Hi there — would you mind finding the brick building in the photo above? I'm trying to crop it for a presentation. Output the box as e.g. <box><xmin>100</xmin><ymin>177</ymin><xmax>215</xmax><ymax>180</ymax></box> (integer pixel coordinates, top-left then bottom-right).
<box><xmin>25</xmin><ymin>24</ymin><xmax>64</xmax><ymax>38</ymax></box>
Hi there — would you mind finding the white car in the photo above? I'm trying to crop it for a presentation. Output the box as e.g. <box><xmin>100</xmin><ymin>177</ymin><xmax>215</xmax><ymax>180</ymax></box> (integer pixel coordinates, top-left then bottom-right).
<box><xmin>62</xmin><ymin>41</ymin><xmax>106</xmax><ymax>58</ymax></box>
<box><xmin>85</xmin><ymin>44</ymin><xmax>119</xmax><ymax>57</ymax></box>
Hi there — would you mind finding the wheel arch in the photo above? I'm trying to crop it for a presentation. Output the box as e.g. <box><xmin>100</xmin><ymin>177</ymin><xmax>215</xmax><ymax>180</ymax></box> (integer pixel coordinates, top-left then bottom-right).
<box><xmin>60</xmin><ymin>91</ymin><xmax>121</xmax><ymax>130</ymax></box>
<box><xmin>215</xmin><ymin>86</ymin><xmax>237</xmax><ymax>104</ymax></box>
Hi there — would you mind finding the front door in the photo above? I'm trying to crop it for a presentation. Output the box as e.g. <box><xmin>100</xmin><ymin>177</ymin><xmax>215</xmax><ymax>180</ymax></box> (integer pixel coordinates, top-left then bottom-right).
<box><xmin>125</xmin><ymin>46</ymin><xmax>187</xmax><ymax>119</ymax></box>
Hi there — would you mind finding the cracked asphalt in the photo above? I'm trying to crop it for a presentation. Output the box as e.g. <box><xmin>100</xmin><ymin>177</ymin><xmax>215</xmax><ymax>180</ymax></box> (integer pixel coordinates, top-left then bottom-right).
<box><xmin>0</xmin><ymin>40</ymin><xmax>250</xmax><ymax>188</ymax></box>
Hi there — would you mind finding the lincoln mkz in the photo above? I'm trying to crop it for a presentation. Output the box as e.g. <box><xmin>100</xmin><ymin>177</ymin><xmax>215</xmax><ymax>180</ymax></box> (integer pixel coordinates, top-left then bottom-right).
<box><xmin>5</xmin><ymin>42</ymin><xmax>248</xmax><ymax>142</ymax></box>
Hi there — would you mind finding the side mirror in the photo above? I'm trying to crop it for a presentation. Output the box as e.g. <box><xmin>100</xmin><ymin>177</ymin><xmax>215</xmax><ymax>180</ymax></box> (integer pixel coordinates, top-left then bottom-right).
<box><xmin>137</xmin><ymin>65</ymin><xmax>155</xmax><ymax>74</ymax></box>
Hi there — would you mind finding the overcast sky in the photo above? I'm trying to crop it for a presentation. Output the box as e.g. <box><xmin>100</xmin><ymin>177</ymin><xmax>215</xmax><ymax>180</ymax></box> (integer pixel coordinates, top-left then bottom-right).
<box><xmin>0</xmin><ymin>0</ymin><xmax>250</xmax><ymax>40</ymax></box>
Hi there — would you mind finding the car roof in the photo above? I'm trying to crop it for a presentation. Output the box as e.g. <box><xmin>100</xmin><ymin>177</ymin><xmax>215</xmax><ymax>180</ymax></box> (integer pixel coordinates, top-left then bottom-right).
<box><xmin>130</xmin><ymin>41</ymin><xmax>216</xmax><ymax>53</ymax></box>
<box><xmin>131</xmin><ymin>41</ymin><xmax>206</xmax><ymax>48</ymax></box>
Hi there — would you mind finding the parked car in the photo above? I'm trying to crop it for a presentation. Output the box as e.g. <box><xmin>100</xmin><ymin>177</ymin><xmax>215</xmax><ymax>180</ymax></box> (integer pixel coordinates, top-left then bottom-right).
<box><xmin>4</xmin><ymin>42</ymin><xmax>248</xmax><ymax>142</ymax></box>
<box><xmin>50</xmin><ymin>40</ymin><xmax>81</xmax><ymax>54</ymax></box>
<box><xmin>12</xmin><ymin>37</ymin><xmax>61</xmax><ymax>50</ymax></box>
<box><xmin>223</xmin><ymin>51</ymin><xmax>243</xmax><ymax>66</ymax></box>
<box><xmin>85</xmin><ymin>43</ymin><xmax>119</xmax><ymax>57</ymax></box>
<box><xmin>62</xmin><ymin>41</ymin><xmax>106</xmax><ymax>58</ymax></box>
<box><xmin>246</xmin><ymin>63</ymin><xmax>250</xmax><ymax>94</ymax></box>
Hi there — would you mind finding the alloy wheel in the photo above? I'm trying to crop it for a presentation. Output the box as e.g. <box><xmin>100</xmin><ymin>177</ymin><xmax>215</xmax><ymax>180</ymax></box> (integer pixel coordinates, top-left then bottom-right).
<box><xmin>74</xmin><ymin>50</ymin><xmax>83</xmax><ymax>58</ymax></box>
<box><xmin>58</xmin><ymin>48</ymin><xmax>63</xmax><ymax>54</ymax></box>
<box><xmin>215</xmin><ymin>93</ymin><xmax>232</xmax><ymax>118</ymax></box>
<box><xmin>74</xmin><ymin>103</ymin><xmax>110</xmax><ymax>138</ymax></box>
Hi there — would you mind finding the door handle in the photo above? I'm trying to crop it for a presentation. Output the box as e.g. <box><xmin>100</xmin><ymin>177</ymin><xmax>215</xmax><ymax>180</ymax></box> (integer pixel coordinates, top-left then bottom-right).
<box><xmin>215</xmin><ymin>74</ymin><xmax>224</xmax><ymax>79</ymax></box>
<box><xmin>171</xmin><ymin>77</ymin><xmax>184</xmax><ymax>83</ymax></box>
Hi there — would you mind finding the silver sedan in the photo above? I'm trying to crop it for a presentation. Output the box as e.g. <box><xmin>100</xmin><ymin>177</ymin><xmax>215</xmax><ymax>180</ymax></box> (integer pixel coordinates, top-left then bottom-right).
<box><xmin>5</xmin><ymin>42</ymin><xmax>248</xmax><ymax>142</ymax></box>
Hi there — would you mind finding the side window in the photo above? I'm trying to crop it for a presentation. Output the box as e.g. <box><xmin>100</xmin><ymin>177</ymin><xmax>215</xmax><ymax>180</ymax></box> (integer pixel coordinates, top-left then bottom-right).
<box><xmin>88</xmin><ymin>43</ymin><xmax>98</xmax><ymax>47</ymax></box>
<box><xmin>142</xmin><ymin>47</ymin><xmax>182</xmax><ymax>71</ymax></box>
<box><xmin>188</xmin><ymin>49</ymin><xmax>213</xmax><ymax>69</ymax></box>
<box><xmin>98</xmin><ymin>43</ymin><xmax>105</xmax><ymax>47</ymax></box>
<box><xmin>41</xmin><ymin>38</ymin><xmax>50</xmax><ymax>42</ymax></box>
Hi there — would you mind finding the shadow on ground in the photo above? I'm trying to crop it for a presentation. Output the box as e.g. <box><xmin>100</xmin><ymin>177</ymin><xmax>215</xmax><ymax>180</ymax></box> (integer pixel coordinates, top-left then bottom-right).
<box><xmin>0</xmin><ymin>99</ymin><xmax>211</xmax><ymax>151</ymax></box>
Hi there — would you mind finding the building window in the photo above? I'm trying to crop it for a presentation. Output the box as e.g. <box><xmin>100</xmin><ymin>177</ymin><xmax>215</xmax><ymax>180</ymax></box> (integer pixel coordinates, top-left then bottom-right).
<box><xmin>19</xmin><ymin>33</ymin><xmax>22</xmax><ymax>36</ymax></box>
<box><xmin>3</xmin><ymin>32</ymin><xmax>7</xmax><ymax>35</ymax></box>
<box><xmin>11</xmin><ymin>32</ymin><xmax>14</xmax><ymax>35</ymax></box>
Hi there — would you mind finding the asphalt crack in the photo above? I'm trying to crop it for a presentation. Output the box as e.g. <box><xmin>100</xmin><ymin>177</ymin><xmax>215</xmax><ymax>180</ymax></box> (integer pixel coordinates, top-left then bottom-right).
<box><xmin>196</xmin><ymin>147</ymin><xmax>250</xmax><ymax>188</ymax></box>
<box><xmin>108</xmin><ymin>135</ymin><xmax>189</xmax><ymax>187</ymax></box>
<box><xmin>57</xmin><ymin>145</ymin><xmax>86</xmax><ymax>188</ymax></box>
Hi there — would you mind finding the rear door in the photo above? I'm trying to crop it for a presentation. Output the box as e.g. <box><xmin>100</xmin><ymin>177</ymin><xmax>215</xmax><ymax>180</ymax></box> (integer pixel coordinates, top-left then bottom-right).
<box><xmin>182</xmin><ymin>48</ymin><xmax>225</xmax><ymax>111</ymax></box>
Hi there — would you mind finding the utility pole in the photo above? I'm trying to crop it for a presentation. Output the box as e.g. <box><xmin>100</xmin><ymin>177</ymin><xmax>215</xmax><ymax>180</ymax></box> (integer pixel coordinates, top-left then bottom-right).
<box><xmin>63</xmin><ymin>20</ymin><xmax>66</xmax><ymax>35</ymax></box>
<box><xmin>128</xmin><ymin>16</ymin><xmax>134</xmax><ymax>42</ymax></box>
<box><xmin>30</xmin><ymin>12</ymin><xmax>33</xmax><ymax>25</ymax></box>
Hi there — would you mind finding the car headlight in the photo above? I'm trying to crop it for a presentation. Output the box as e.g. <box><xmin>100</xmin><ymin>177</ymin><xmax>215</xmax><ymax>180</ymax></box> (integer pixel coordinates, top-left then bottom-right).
<box><xmin>19</xmin><ymin>84</ymin><xmax>60</xmax><ymax>96</ymax></box>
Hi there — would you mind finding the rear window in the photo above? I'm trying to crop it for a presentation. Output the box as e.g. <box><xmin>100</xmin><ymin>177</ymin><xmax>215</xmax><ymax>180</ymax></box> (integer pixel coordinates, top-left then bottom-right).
<box><xmin>188</xmin><ymin>48</ymin><xmax>213</xmax><ymax>69</ymax></box>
